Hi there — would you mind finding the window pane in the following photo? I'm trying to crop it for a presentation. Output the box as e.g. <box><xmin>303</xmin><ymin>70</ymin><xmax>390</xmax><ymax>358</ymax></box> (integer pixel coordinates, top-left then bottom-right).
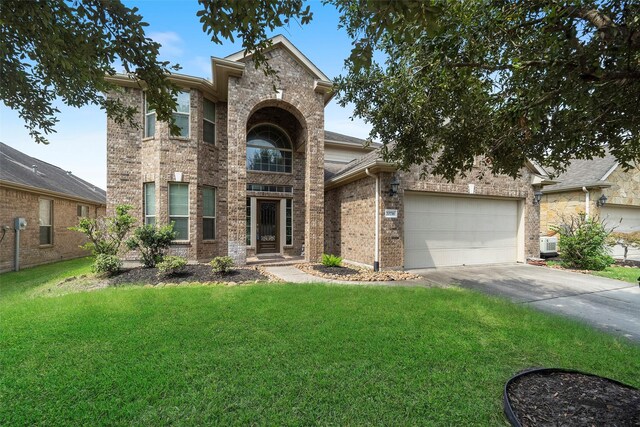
<box><xmin>246</xmin><ymin>198</ymin><xmax>251</xmax><ymax>245</ymax></box>
<box><xmin>144</xmin><ymin>183</ymin><xmax>155</xmax><ymax>216</ymax></box>
<box><xmin>203</xmin><ymin>187</ymin><xmax>215</xmax><ymax>217</ymax></box>
<box><xmin>40</xmin><ymin>226</ymin><xmax>52</xmax><ymax>245</ymax></box>
<box><xmin>176</xmin><ymin>91</ymin><xmax>190</xmax><ymax>113</ymax></box>
<box><xmin>171</xmin><ymin>218</ymin><xmax>189</xmax><ymax>240</ymax></box>
<box><xmin>169</xmin><ymin>184</ymin><xmax>188</xmax><ymax>215</ymax></box>
<box><xmin>145</xmin><ymin>217</ymin><xmax>156</xmax><ymax>226</ymax></box>
<box><xmin>204</xmin><ymin>121</ymin><xmax>215</xmax><ymax>144</ymax></box>
<box><xmin>203</xmin><ymin>218</ymin><xmax>215</xmax><ymax>240</ymax></box>
<box><xmin>173</xmin><ymin>113</ymin><xmax>189</xmax><ymax>137</ymax></box>
<box><xmin>145</xmin><ymin>113</ymin><xmax>155</xmax><ymax>137</ymax></box>
<box><xmin>39</xmin><ymin>200</ymin><xmax>51</xmax><ymax>226</ymax></box>
<box><xmin>204</xmin><ymin>99</ymin><xmax>215</xmax><ymax>121</ymax></box>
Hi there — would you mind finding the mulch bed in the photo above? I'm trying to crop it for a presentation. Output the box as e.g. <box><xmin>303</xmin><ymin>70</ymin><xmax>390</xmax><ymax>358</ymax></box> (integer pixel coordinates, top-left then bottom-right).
<box><xmin>506</xmin><ymin>370</ymin><xmax>640</xmax><ymax>426</ymax></box>
<box><xmin>107</xmin><ymin>264</ymin><xmax>271</xmax><ymax>286</ymax></box>
<box><xmin>297</xmin><ymin>263</ymin><xmax>420</xmax><ymax>282</ymax></box>
<box><xmin>617</xmin><ymin>259</ymin><xmax>640</xmax><ymax>268</ymax></box>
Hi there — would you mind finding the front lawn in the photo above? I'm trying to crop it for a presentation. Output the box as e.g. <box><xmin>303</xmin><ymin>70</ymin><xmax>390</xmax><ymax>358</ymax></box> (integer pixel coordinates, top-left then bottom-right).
<box><xmin>1</xmin><ymin>261</ymin><xmax>638</xmax><ymax>425</ymax></box>
<box><xmin>547</xmin><ymin>260</ymin><xmax>640</xmax><ymax>284</ymax></box>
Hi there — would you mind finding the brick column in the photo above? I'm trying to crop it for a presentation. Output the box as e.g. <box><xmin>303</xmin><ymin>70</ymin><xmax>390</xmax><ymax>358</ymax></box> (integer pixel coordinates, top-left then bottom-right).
<box><xmin>304</xmin><ymin>110</ymin><xmax>325</xmax><ymax>262</ymax></box>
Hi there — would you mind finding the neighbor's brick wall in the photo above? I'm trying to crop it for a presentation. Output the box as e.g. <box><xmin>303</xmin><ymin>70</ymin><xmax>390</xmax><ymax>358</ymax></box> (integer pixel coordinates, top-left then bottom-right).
<box><xmin>226</xmin><ymin>46</ymin><xmax>325</xmax><ymax>263</ymax></box>
<box><xmin>605</xmin><ymin>165</ymin><xmax>640</xmax><ymax>207</ymax></box>
<box><xmin>0</xmin><ymin>186</ymin><xmax>105</xmax><ymax>273</ymax></box>
<box><xmin>325</xmin><ymin>163</ymin><xmax>541</xmax><ymax>270</ymax></box>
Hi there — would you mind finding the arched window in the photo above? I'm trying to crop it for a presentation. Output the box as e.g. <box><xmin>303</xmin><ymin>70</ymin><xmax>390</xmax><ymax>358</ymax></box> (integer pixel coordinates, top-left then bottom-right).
<box><xmin>246</xmin><ymin>125</ymin><xmax>292</xmax><ymax>173</ymax></box>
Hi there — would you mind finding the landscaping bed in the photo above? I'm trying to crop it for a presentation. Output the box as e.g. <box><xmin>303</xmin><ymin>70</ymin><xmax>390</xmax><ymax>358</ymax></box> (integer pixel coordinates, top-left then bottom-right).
<box><xmin>108</xmin><ymin>264</ymin><xmax>271</xmax><ymax>285</ymax></box>
<box><xmin>297</xmin><ymin>263</ymin><xmax>419</xmax><ymax>282</ymax></box>
<box><xmin>505</xmin><ymin>369</ymin><xmax>640</xmax><ymax>426</ymax></box>
<box><xmin>540</xmin><ymin>259</ymin><xmax>639</xmax><ymax>284</ymax></box>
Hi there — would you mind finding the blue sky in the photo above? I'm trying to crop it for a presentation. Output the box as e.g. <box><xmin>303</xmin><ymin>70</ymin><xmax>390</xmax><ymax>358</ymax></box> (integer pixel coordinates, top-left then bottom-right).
<box><xmin>0</xmin><ymin>0</ymin><xmax>371</xmax><ymax>189</ymax></box>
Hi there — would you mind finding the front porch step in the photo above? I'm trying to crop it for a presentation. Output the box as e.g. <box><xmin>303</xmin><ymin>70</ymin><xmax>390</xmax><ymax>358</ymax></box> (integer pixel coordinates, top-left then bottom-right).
<box><xmin>246</xmin><ymin>255</ymin><xmax>305</xmax><ymax>267</ymax></box>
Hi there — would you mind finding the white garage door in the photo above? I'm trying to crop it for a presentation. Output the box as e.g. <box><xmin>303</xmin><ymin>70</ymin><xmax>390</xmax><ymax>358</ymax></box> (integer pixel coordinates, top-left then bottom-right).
<box><xmin>404</xmin><ymin>193</ymin><xmax>520</xmax><ymax>269</ymax></box>
<box><xmin>601</xmin><ymin>206</ymin><xmax>640</xmax><ymax>259</ymax></box>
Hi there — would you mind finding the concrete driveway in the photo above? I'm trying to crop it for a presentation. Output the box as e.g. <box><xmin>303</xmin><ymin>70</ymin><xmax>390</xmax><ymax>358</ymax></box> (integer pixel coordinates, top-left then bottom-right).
<box><xmin>413</xmin><ymin>264</ymin><xmax>640</xmax><ymax>343</ymax></box>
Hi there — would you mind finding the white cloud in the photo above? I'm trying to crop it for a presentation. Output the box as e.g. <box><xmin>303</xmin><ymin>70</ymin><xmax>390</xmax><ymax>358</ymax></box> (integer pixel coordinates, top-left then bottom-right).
<box><xmin>148</xmin><ymin>31</ymin><xmax>184</xmax><ymax>58</ymax></box>
<box><xmin>187</xmin><ymin>56</ymin><xmax>213</xmax><ymax>78</ymax></box>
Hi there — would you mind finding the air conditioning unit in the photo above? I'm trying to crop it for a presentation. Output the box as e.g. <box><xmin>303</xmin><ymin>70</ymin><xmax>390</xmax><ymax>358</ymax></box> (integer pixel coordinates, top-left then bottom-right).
<box><xmin>540</xmin><ymin>236</ymin><xmax>558</xmax><ymax>258</ymax></box>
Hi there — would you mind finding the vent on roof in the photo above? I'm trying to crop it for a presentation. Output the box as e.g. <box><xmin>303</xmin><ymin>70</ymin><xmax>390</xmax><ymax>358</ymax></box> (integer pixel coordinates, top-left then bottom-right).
<box><xmin>67</xmin><ymin>171</ymin><xmax>72</xmax><ymax>176</ymax></box>
<box><xmin>32</xmin><ymin>164</ymin><xmax>37</xmax><ymax>173</ymax></box>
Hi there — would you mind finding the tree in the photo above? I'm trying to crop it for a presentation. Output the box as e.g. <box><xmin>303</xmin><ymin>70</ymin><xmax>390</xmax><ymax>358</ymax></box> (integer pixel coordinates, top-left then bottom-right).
<box><xmin>1</xmin><ymin>0</ymin><xmax>181</xmax><ymax>144</ymax></box>
<box><xmin>607</xmin><ymin>231</ymin><xmax>640</xmax><ymax>261</ymax></box>
<box><xmin>3</xmin><ymin>0</ymin><xmax>639</xmax><ymax>180</ymax></box>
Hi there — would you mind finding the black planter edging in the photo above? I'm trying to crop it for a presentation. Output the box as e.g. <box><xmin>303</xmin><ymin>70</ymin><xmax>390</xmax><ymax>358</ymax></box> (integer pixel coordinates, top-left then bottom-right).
<box><xmin>503</xmin><ymin>367</ymin><xmax>640</xmax><ymax>427</ymax></box>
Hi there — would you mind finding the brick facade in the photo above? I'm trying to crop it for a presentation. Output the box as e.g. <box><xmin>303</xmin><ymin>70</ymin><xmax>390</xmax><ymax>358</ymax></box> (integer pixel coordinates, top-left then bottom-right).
<box><xmin>0</xmin><ymin>186</ymin><xmax>105</xmax><ymax>273</ymax></box>
<box><xmin>325</xmin><ymin>163</ymin><xmax>541</xmax><ymax>270</ymax></box>
<box><xmin>107</xmin><ymin>44</ymin><xmax>326</xmax><ymax>264</ymax></box>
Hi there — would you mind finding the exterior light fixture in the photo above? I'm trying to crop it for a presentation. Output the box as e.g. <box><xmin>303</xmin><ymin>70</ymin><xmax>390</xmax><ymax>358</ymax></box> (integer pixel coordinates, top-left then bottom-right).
<box><xmin>389</xmin><ymin>176</ymin><xmax>400</xmax><ymax>196</ymax></box>
<box><xmin>596</xmin><ymin>194</ymin><xmax>608</xmax><ymax>207</ymax></box>
<box><xmin>533</xmin><ymin>191</ymin><xmax>543</xmax><ymax>205</ymax></box>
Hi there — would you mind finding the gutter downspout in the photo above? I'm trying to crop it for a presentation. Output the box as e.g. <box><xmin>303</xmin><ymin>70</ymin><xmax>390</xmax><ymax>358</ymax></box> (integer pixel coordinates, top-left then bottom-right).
<box><xmin>582</xmin><ymin>186</ymin><xmax>590</xmax><ymax>218</ymax></box>
<box><xmin>365</xmin><ymin>168</ymin><xmax>380</xmax><ymax>272</ymax></box>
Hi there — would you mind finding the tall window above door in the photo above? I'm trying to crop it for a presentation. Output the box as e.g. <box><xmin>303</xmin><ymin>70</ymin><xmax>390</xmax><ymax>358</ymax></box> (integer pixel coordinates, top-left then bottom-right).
<box><xmin>203</xmin><ymin>98</ymin><xmax>215</xmax><ymax>144</ymax></box>
<box><xmin>246</xmin><ymin>125</ymin><xmax>292</xmax><ymax>173</ymax></box>
<box><xmin>173</xmin><ymin>91</ymin><xmax>190</xmax><ymax>138</ymax></box>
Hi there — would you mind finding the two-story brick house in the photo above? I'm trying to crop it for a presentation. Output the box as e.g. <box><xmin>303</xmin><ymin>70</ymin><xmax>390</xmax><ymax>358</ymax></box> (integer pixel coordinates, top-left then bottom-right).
<box><xmin>107</xmin><ymin>35</ymin><xmax>546</xmax><ymax>270</ymax></box>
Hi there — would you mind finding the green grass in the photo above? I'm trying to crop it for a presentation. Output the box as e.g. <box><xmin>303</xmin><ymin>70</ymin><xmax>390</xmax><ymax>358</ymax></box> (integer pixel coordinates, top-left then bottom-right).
<box><xmin>1</xmin><ymin>261</ymin><xmax>639</xmax><ymax>425</ymax></box>
<box><xmin>547</xmin><ymin>260</ymin><xmax>639</xmax><ymax>284</ymax></box>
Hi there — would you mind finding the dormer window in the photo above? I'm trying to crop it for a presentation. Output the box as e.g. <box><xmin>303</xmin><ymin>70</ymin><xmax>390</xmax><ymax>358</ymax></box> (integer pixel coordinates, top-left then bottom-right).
<box><xmin>246</xmin><ymin>125</ymin><xmax>292</xmax><ymax>173</ymax></box>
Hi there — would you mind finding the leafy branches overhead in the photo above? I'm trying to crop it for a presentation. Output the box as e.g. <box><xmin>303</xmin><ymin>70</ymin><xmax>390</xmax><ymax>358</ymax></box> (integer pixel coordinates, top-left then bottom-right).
<box><xmin>335</xmin><ymin>1</ymin><xmax>640</xmax><ymax>180</ymax></box>
<box><xmin>1</xmin><ymin>0</ymin><xmax>180</xmax><ymax>144</ymax></box>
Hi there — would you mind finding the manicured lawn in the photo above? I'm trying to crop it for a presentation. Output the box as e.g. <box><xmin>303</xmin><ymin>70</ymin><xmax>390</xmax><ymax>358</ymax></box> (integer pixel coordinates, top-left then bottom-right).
<box><xmin>592</xmin><ymin>265</ymin><xmax>640</xmax><ymax>284</ymax></box>
<box><xmin>1</xmin><ymin>261</ymin><xmax>639</xmax><ymax>425</ymax></box>
<box><xmin>547</xmin><ymin>260</ymin><xmax>639</xmax><ymax>284</ymax></box>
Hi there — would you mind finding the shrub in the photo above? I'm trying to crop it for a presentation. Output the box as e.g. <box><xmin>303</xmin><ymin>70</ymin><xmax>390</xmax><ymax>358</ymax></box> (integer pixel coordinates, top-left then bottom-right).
<box><xmin>157</xmin><ymin>256</ymin><xmax>187</xmax><ymax>277</ymax></box>
<box><xmin>210</xmin><ymin>256</ymin><xmax>234</xmax><ymax>275</ymax></box>
<box><xmin>70</xmin><ymin>204</ymin><xmax>136</xmax><ymax>256</ymax></box>
<box><xmin>552</xmin><ymin>213</ymin><xmax>614</xmax><ymax>271</ymax></box>
<box><xmin>322</xmin><ymin>253</ymin><xmax>342</xmax><ymax>267</ymax></box>
<box><xmin>92</xmin><ymin>254</ymin><xmax>122</xmax><ymax>276</ymax></box>
<box><xmin>126</xmin><ymin>223</ymin><xmax>176</xmax><ymax>268</ymax></box>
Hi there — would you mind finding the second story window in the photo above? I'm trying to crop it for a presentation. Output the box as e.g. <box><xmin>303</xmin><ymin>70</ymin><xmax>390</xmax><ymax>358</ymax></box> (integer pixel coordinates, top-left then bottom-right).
<box><xmin>173</xmin><ymin>91</ymin><xmax>190</xmax><ymax>138</ymax></box>
<box><xmin>145</xmin><ymin>95</ymin><xmax>155</xmax><ymax>138</ymax></box>
<box><xmin>203</xmin><ymin>98</ymin><xmax>215</xmax><ymax>144</ymax></box>
<box><xmin>246</xmin><ymin>125</ymin><xmax>292</xmax><ymax>173</ymax></box>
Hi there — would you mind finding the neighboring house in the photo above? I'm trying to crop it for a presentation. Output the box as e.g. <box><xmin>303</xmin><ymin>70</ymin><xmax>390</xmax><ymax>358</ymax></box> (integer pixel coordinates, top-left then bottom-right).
<box><xmin>105</xmin><ymin>35</ymin><xmax>546</xmax><ymax>270</ymax></box>
<box><xmin>540</xmin><ymin>151</ymin><xmax>640</xmax><ymax>258</ymax></box>
<box><xmin>0</xmin><ymin>142</ymin><xmax>106</xmax><ymax>272</ymax></box>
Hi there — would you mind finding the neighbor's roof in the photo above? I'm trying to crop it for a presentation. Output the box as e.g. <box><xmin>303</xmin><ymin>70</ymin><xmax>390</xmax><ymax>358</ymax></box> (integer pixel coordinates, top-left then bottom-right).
<box><xmin>0</xmin><ymin>142</ymin><xmax>106</xmax><ymax>204</ymax></box>
<box><xmin>324</xmin><ymin>130</ymin><xmax>369</xmax><ymax>147</ymax></box>
<box><xmin>542</xmin><ymin>151</ymin><xmax>618</xmax><ymax>194</ymax></box>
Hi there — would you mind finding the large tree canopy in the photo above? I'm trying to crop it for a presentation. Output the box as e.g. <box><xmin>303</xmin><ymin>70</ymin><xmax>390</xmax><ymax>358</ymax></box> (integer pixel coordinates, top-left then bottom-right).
<box><xmin>2</xmin><ymin>0</ymin><xmax>639</xmax><ymax>180</ymax></box>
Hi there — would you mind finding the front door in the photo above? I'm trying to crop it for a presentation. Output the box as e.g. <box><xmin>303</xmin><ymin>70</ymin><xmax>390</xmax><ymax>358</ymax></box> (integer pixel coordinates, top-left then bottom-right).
<box><xmin>257</xmin><ymin>200</ymin><xmax>279</xmax><ymax>254</ymax></box>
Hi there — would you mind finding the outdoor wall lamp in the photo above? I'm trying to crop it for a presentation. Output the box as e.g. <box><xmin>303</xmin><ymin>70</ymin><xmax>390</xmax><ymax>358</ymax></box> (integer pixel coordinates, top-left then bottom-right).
<box><xmin>389</xmin><ymin>176</ymin><xmax>400</xmax><ymax>196</ymax></box>
<box><xmin>596</xmin><ymin>194</ymin><xmax>608</xmax><ymax>207</ymax></box>
<box><xmin>533</xmin><ymin>191</ymin><xmax>543</xmax><ymax>205</ymax></box>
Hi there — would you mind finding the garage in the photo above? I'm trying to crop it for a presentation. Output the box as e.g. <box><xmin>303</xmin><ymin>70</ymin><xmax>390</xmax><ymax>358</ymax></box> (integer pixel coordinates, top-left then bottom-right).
<box><xmin>404</xmin><ymin>193</ymin><xmax>522</xmax><ymax>269</ymax></box>
<box><xmin>601</xmin><ymin>205</ymin><xmax>640</xmax><ymax>259</ymax></box>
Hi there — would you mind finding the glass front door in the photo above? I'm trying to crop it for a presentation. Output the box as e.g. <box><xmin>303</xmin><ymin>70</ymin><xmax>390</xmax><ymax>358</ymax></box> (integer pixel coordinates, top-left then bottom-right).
<box><xmin>257</xmin><ymin>200</ymin><xmax>279</xmax><ymax>254</ymax></box>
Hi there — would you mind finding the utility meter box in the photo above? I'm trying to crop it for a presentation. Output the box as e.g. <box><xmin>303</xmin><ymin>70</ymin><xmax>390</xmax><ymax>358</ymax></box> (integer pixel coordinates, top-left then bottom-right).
<box><xmin>14</xmin><ymin>217</ymin><xmax>27</xmax><ymax>230</ymax></box>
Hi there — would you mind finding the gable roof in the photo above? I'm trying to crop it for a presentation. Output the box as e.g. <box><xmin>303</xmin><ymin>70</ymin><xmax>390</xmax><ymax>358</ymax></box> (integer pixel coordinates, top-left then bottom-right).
<box><xmin>542</xmin><ymin>151</ymin><xmax>618</xmax><ymax>194</ymax></box>
<box><xmin>225</xmin><ymin>34</ymin><xmax>331</xmax><ymax>82</ymax></box>
<box><xmin>0</xmin><ymin>142</ymin><xmax>106</xmax><ymax>205</ymax></box>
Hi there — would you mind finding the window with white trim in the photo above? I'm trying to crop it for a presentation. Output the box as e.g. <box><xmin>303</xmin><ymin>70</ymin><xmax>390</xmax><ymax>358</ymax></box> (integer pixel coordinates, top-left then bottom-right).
<box><xmin>39</xmin><ymin>199</ymin><xmax>53</xmax><ymax>245</ymax></box>
<box><xmin>169</xmin><ymin>183</ymin><xmax>189</xmax><ymax>240</ymax></box>
<box><xmin>203</xmin><ymin>186</ymin><xmax>216</xmax><ymax>240</ymax></box>
<box><xmin>144</xmin><ymin>95</ymin><xmax>155</xmax><ymax>138</ymax></box>
<box><xmin>203</xmin><ymin>98</ymin><xmax>215</xmax><ymax>144</ymax></box>
<box><xmin>246</xmin><ymin>198</ymin><xmax>252</xmax><ymax>246</ymax></box>
<box><xmin>173</xmin><ymin>91</ymin><xmax>190</xmax><ymax>138</ymax></box>
<box><xmin>144</xmin><ymin>182</ymin><xmax>156</xmax><ymax>225</ymax></box>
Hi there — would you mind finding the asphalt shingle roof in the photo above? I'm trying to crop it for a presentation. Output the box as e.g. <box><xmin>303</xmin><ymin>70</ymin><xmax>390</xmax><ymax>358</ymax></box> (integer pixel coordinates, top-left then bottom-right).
<box><xmin>324</xmin><ymin>130</ymin><xmax>369</xmax><ymax>146</ymax></box>
<box><xmin>542</xmin><ymin>151</ymin><xmax>617</xmax><ymax>193</ymax></box>
<box><xmin>324</xmin><ymin>148</ymin><xmax>387</xmax><ymax>182</ymax></box>
<box><xmin>0</xmin><ymin>142</ymin><xmax>106</xmax><ymax>204</ymax></box>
